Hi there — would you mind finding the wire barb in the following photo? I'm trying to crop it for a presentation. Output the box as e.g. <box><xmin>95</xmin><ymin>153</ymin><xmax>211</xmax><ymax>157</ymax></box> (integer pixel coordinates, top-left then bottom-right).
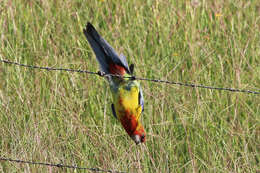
<box><xmin>98</xmin><ymin>70</ymin><xmax>106</xmax><ymax>76</ymax></box>
<box><xmin>1</xmin><ymin>59</ymin><xmax>259</xmax><ymax>94</ymax></box>
<box><xmin>0</xmin><ymin>157</ymin><xmax>125</xmax><ymax>173</ymax></box>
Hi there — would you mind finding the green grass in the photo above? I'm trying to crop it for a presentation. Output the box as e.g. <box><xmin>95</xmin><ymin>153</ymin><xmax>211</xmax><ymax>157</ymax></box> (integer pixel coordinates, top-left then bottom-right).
<box><xmin>0</xmin><ymin>0</ymin><xmax>259</xmax><ymax>172</ymax></box>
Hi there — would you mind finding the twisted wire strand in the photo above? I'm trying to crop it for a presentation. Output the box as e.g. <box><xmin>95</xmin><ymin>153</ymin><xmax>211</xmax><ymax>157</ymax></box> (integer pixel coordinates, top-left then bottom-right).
<box><xmin>0</xmin><ymin>157</ymin><xmax>125</xmax><ymax>173</ymax></box>
<box><xmin>1</xmin><ymin>59</ymin><xmax>259</xmax><ymax>94</ymax></box>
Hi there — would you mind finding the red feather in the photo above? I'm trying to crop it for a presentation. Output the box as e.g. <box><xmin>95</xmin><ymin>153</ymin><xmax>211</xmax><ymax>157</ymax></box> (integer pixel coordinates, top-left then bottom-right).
<box><xmin>119</xmin><ymin>110</ymin><xmax>138</xmax><ymax>136</ymax></box>
<box><xmin>109</xmin><ymin>63</ymin><xmax>126</xmax><ymax>75</ymax></box>
<box><xmin>119</xmin><ymin>110</ymin><xmax>145</xmax><ymax>143</ymax></box>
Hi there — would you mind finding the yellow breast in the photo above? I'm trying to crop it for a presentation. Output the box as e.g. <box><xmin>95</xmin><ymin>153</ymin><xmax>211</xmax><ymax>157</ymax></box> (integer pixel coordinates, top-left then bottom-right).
<box><xmin>111</xmin><ymin>81</ymin><xmax>142</xmax><ymax>121</ymax></box>
<box><xmin>118</xmin><ymin>86</ymin><xmax>139</xmax><ymax>110</ymax></box>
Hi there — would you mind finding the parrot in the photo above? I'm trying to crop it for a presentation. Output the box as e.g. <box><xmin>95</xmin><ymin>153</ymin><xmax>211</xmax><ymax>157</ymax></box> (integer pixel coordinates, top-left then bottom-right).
<box><xmin>83</xmin><ymin>22</ymin><xmax>145</xmax><ymax>144</ymax></box>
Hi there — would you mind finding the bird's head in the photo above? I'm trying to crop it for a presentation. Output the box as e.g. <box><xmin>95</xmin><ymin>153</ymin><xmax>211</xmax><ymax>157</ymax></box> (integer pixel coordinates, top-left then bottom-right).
<box><xmin>131</xmin><ymin>126</ymin><xmax>146</xmax><ymax>144</ymax></box>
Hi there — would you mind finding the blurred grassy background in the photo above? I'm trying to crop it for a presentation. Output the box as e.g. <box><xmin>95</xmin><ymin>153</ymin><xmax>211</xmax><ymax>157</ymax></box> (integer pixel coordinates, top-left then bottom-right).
<box><xmin>0</xmin><ymin>0</ymin><xmax>259</xmax><ymax>172</ymax></box>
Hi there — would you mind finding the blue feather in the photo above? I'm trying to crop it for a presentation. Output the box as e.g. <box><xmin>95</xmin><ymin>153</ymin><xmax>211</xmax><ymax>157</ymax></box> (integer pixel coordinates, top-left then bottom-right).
<box><xmin>111</xmin><ymin>104</ymin><xmax>117</xmax><ymax>119</ymax></box>
<box><xmin>138</xmin><ymin>87</ymin><xmax>144</xmax><ymax>113</ymax></box>
<box><xmin>83</xmin><ymin>23</ymin><xmax>130</xmax><ymax>74</ymax></box>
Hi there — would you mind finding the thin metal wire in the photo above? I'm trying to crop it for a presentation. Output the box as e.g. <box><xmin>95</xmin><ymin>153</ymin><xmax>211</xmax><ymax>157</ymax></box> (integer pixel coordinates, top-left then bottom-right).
<box><xmin>0</xmin><ymin>59</ymin><xmax>99</xmax><ymax>75</ymax></box>
<box><xmin>0</xmin><ymin>157</ymin><xmax>126</xmax><ymax>173</ymax></box>
<box><xmin>1</xmin><ymin>59</ymin><xmax>259</xmax><ymax>94</ymax></box>
<box><xmin>134</xmin><ymin>77</ymin><xmax>260</xmax><ymax>94</ymax></box>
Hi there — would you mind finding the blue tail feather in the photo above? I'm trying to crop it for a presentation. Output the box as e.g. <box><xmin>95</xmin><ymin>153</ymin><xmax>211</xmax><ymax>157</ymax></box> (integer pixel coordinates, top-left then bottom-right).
<box><xmin>83</xmin><ymin>23</ymin><xmax>130</xmax><ymax>74</ymax></box>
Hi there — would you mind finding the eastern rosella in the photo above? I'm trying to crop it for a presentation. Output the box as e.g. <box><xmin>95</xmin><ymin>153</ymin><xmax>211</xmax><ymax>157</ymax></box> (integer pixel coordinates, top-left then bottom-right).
<box><xmin>83</xmin><ymin>22</ymin><xmax>145</xmax><ymax>144</ymax></box>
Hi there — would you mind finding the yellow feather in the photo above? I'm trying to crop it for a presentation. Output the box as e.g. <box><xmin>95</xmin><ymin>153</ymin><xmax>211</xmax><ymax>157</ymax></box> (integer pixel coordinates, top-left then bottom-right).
<box><xmin>112</xmin><ymin>82</ymin><xmax>141</xmax><ymax>120</ymax></box>
<box><xmin>119</xmin><ymin>86</ymin><xmax>139</xmax><ymax>109</ymax></box>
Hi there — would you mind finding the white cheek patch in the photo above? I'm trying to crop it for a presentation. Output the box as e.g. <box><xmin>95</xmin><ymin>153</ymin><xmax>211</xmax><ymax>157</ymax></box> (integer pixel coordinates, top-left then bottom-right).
<box><xmin>131</xmin><ymin>135</ymin><xmax>141</xmax><ymax>144</ymax></box>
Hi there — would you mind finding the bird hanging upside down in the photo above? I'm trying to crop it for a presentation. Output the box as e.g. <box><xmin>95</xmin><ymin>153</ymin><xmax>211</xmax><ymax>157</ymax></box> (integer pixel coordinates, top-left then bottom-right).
<box><xmin>83</xmin><ymin>22</ymin><xmax>145</xmax><ymax>144</ymax></box>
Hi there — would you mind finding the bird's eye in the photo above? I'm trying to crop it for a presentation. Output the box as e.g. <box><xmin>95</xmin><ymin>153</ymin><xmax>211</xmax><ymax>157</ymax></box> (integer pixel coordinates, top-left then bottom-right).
<box><xmin>141</xmin><ymin>134</ymin><xmax>145</xmax><ymax>142</ymax></box>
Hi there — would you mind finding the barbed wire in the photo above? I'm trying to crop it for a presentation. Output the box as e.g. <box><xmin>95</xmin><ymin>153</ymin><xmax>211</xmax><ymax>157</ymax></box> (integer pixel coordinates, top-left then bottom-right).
<box><xmin>0</xmin><ymin>59</ymin><xmax>99</xmax><ymax>75</ymax></box>
<box><xmin>0</xmin><ymin>59</ymin><xmax>259</xmax><ymax>94</ymax></box>
<box><xmin>0</xmin><ymin>157</ymin><xmax>126</xmax><ymax>173</ymax></box>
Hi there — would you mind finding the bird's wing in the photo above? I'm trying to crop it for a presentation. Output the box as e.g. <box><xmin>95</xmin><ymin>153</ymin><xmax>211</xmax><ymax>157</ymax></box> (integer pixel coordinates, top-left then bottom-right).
<box><xmin>111</xmin><ymin>104</ymin><xmax>117</xmax><ymax>119</ymax></box>
<box><xmin>83</xmin><ymin>22</ymin><xmax>130</xmax><ymax>75</ymax></box>
<box><xmin>138</xmin><ymin>87</ymin><xmax>144</xmax><ymax>113</ymax></box>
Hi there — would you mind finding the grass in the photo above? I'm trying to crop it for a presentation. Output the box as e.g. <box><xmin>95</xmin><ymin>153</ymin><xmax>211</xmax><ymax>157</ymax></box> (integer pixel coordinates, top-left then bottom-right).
<box><xmin>0</xmin><ymin>0</ymin><xmax>259</xmax><ymax>172</ymax></box>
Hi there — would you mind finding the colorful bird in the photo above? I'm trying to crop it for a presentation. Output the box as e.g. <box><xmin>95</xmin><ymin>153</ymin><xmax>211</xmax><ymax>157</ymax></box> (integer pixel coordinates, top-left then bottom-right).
<box><xmin>83</xmin><ymin>22</ymin><xmax>145</xmax><ymax>144</ymax></box>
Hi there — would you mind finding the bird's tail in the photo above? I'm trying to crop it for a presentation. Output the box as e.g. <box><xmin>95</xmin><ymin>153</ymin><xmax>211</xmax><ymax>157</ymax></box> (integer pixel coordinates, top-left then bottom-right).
<box><xmin>83</xmin><ymin>22</ymin><xmax>130</xmax><ymax>76</ymax></box>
